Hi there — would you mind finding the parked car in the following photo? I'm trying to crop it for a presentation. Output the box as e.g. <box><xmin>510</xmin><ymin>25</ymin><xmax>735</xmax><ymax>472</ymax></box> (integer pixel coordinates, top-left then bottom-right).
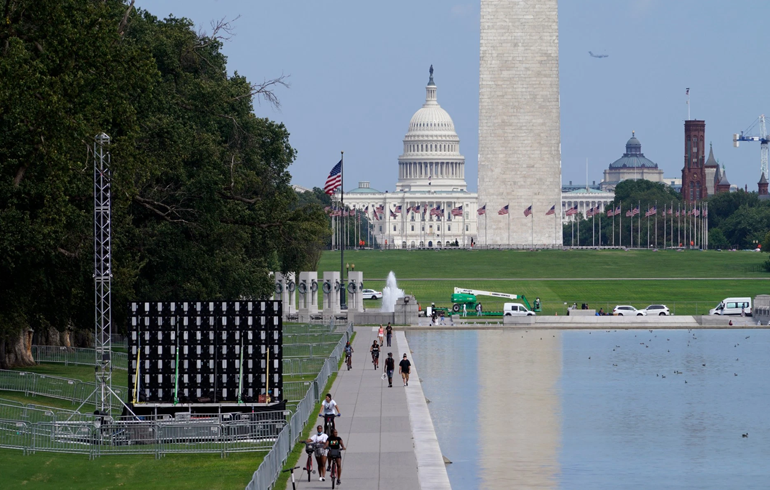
<box><xmin>613</xmin><ymin>305</ymin><xmax>645</xmax><ymax>316</ymax></box>
<box><xmin>503</xmin><ymin>303</ymin><xmax>536</xmax><ymax>316</ymax></box>
<box><xmin>361</xmin><ymin>288</ymin><xmax>382</xmax><ymax>300</ymax></box>
<box><xmin>709</xmin><ymin>297</ymin><xmax>752</xmax><ymax>316</ymax></box>
<box><xmin>644</xmin><ymin>304</ymin><xmax>671</xmax><ymax>316</ymax></box>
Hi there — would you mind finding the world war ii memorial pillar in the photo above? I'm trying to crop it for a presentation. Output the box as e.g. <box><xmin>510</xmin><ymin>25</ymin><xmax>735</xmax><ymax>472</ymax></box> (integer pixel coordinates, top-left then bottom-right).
<box><xmin>478</xmin><ymin>0</ymin><xmax>562</xmax><ymax>247</ymax></box>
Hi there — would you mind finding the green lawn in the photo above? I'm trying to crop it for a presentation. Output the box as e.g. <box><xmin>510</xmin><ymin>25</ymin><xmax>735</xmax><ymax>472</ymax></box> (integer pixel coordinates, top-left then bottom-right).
<box><xmin>317</xmin><ymin>249</ymin><xmax>770</xmax><ymax>315</ymax></box>
<box><xmin>319</xmin><ymin>248</ymin><xmax>769</xmax><ymax>278</ymax></box>
<box><xmin>0</xmin><ymin>449</ymin><xmax>261</xmax><ymax>490</ymax></box>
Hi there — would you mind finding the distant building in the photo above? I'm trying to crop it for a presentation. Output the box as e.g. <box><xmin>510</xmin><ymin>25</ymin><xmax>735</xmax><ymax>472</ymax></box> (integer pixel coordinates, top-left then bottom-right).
<box><xmin>682</xmin><ymin>120</ymin><xmax>707</xmax><ymax>203</ymax></box>
<box><xmin>600</xmin><ymin>132</ymin><xmax>664</xmax><ymax>192</ymax></box>
<box><xmin>716</xmin><ymin>165</ymin><xmax>731</xmax><ymax>194</ymax></box>
<box><xmin>704</xmin><ymin>143</ymin><xmax>721</xmax><ymax>196</ymax></box>
<box><xmin>561</xmin><ymin>187</ymin><xmax>615</xmax><ymax>222</ymax></box>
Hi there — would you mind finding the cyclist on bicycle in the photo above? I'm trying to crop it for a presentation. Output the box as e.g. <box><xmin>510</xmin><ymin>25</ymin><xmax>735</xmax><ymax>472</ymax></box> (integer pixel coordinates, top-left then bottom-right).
<box><xmin>319</xmin><ymin>393</ymin><xmax>341</xmax><ymax>433</ymax></box>
<box><xmin>344</xmin><ymin>341</ymin><xmax>354</xmax><ymax>365</ymax></box>
<box><xmin>324</xmin><ymin>428</ymin><xmax>346</xmax><ymax>486</ymax></box>
<box><xmin>306</xmin><ymin>424</ymin><xmax>329</xmax><ymax>481</ymax></box>
<box><xmin>370</xmin><ymin>340</ymin><xmax>380</xmax><ymax>369</ymax></box>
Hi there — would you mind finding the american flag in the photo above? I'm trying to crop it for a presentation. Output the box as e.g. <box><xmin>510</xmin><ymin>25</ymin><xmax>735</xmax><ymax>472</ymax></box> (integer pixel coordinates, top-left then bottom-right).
<box><xmin>633</xmin><ymin>207</ymin><xmax>640</xmax><ymax>216</ymax></box>
<box><xmin>614</xmin><ymin>206</ymin><xmax>621</xmax><ymax>216</ymax></box>
<box><xmin>675</xmin><ymin>210</ymin><xmax>680</xmax><ymax>217</ymax></box>
<box><xmin>451</xmin><ymin>206</ymin><xmax>463</xmax><ymax>217</ymax></box>
<box><xmin>566</xmin><ymin>205</ymin><xmax>578</xmax><ymax>217</ymax></box>
<box><xmin>686</xmin><ymin>87</ymin><xmax>690</xmax><ymax>96</ymax></box>
<box><xmin>545</xmin><ymin>205</ymin><xmax>555</xmax><ymax>216</ymax></box>
<box><xmin>477</xmin><ymin>204</ymin><xmax>486</xmax><ymax>216</ymax></box>
<box><xmin>394</xmin><ymin>205</ymin><xmax>402</xmax><ymax>214</ymax></box>
<box><xmin>498</xmin><ymin>204</ymin><xmax>509</xmax><ymax>215</ymax></box>
<box><xmin>668</xmin><ymin>207</ymin><xmax>673</xmax><ymax>215</ymax></box>
<box><xmin>414</xmin><ymin>204</ymin><xmax>420</xmax><ymax>214</ymax></box>
<box><xmin>524</xmin><ymin>205</ymin><xmax>532</xmax><ymax>217</ymax></box>
<box><xmin>607</xmin><ymin>208</ymin><xmax>614</xmax><ymax>217</ymax></box>
<box><xmin>390</xmin><ymin>210</ymin><xmax>397</xmax><ymax>219</ymax></box>
<box><xmin>693</xmin><ymin>209</ymin><xmax>700</xmax><ymax>217</ymax></box>
<box><xmin>586</xmin><ymin>207</ymin><xmax>594</xmax><ymax>218</ymax></box>
<box><xmin>645</xmin><ymin>206</ymin><xmax>656</xmax><ymax>217</ymax></box>
<box><xmin>430</xmin><ymin>206</ymin><xmax>442</xmax><ymax>217</ymax></box>
<box><xmin>625</xmin><ymin>209</ymin><xmax>634</xmax><ymax>218</ymax></box>
<box><xmin>324</xmin><ymin>160</ymin><xmax>342</xmax><ymax>195</ymax></box>
<box><xmin>331</xmin><ymin>208</ymin><xmax>341</xmax><ymax>217</ymax></box>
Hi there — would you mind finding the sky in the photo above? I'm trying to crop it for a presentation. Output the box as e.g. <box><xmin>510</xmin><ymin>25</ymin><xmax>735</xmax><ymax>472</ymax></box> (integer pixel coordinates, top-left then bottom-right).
<box><xmin>134</xmin><ymin>0</ymin><xmax>770</xmax><ymax>192</ymax></box>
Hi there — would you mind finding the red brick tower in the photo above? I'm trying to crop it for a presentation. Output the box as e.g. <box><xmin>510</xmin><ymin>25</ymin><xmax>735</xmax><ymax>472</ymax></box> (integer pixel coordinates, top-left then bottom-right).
<box><xmin>682</xmin><ymin>120</ymin><xmax>707</xmax><ymax>203</ymax></box>
<box><xmin>759</xmin><ymin>173</ymin><xmax>768</xmax><ymax>196</ymax></box>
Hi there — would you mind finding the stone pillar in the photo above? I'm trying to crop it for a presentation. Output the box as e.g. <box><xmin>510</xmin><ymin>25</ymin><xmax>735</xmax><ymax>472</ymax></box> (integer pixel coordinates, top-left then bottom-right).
<box><xmin>322</xmin><ymin>271</ymin><xmax>341</xmax><ymax>318</ymax></box>
<box><xmin>274</xmin><ymin>272</ymin><xmax>296</xmax><ymax>320</ymax></box>
<box><xmin>347</xmin><ymin>271</ymin><xmax>364</xmax><ymax>313</ymax></box>
<box><xmin>298</xmin><ymin>271</ymin><xmax>319</xmax><ymax>322</ymax></box>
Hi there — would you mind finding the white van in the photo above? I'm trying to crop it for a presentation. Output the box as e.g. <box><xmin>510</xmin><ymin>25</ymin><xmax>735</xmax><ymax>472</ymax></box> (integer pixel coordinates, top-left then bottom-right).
<box><xmin>709</xmin><ymin>297</ymin><xmax>752</xmax><ymax>316</ymax></box>
<box><xmin>504</xmin><ymin>303</ymin><xmax>535</xmax><ymax>316</ymax></box>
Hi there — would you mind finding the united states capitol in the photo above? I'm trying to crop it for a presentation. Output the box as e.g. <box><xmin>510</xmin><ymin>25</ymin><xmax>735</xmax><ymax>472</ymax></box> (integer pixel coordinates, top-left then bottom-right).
<box><xmin>330</xmin><ymin>68</ymin><xmax>677</xmax><ymax>249</ymax></box>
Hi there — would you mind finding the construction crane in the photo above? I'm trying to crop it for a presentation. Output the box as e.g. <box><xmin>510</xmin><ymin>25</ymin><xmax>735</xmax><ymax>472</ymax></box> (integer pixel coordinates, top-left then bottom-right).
<box><xmin>733</xmin><ymin>115</ymin><xmax>769</xmax><ymax>178</ymax></box>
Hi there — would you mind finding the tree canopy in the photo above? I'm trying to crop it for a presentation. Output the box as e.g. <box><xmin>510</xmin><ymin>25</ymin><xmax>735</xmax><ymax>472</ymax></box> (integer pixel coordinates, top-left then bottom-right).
<box><xmin>0</xmin><ymin>0</ymin><xmax>328</xmax><ymax>365</ymax></box>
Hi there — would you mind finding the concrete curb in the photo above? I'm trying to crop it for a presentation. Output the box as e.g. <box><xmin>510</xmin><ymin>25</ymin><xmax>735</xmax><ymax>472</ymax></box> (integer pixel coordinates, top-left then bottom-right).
<box><xmin>396</xmin><ymin>331</ymin><xmax>452</xmax><ymax>490</ymax></box>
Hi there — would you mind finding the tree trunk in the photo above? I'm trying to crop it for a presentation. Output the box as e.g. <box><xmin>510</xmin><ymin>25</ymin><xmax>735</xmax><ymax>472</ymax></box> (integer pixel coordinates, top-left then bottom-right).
<box><xmin>0</xmin><ymin>328</ymin><xmax>36</xmax><ymax>369</ymax></box>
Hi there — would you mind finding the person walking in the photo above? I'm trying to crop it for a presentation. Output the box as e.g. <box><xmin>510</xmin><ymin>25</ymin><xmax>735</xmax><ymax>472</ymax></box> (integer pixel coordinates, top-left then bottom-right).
<box><xmin>377</xmin><ymin>325</ymin><xmax>384</xmax><ymax>346</ymax></box>
<box><xmin>307</xmin><ymin>425</ymin><xmax>329</xmax><ymax>481</ymax></box>
<box><xmin>384</xmin><ymin>352</ymin><xmax>395</xmax><ymax>387</ymax></box>
<box><xmin>399</xmin><ymin>353</ymin><xmax>411</xmax><ymax>386</ymax></box>
<box><xmin>385</xmin><ymin>323</ymin><xmax>393</xmax><ymax>347</ymax></box>
<box><xmin>462</xmin><ymin>303</ymin><xmax>467</xmax><ymax>317</ymax></box>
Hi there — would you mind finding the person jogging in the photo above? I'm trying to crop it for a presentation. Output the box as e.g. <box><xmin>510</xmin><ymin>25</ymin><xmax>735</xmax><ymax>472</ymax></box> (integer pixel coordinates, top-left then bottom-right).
<box><xmin>384</xmin><ymin>352</ymin><xmax>395</xmax><ymax>387</ymax></box>
<box><xmin>385</xmin><ymin>323</ymin><xmax>393</xmax><ymax>347</ymax></box>
<box><xmin>399</xmin><ymin>353</ymin><xmax>411</xmax><ymax>387</ymax></box>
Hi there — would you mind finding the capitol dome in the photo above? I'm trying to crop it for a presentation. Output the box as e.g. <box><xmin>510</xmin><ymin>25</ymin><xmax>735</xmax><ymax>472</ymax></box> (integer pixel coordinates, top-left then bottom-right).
<box><xmin>397</xmin><ymin>66</ymin><xmax>466</xmax><ymax>192</ymax></box>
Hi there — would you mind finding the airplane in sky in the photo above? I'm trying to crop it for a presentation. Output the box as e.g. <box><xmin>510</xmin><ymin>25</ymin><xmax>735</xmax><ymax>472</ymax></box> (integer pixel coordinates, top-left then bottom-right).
<box><xmin>589</xmin><ymin>51</ymin><xmax>608</xmax><ymax>58</ymax></box>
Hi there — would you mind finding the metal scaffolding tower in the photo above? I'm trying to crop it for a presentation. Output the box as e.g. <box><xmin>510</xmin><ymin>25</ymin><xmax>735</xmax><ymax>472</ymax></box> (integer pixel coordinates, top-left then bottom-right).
<box><xmin>94</xmin><ymin>133</ymin><xmax>113</xmax><ymax>414</ymax></box>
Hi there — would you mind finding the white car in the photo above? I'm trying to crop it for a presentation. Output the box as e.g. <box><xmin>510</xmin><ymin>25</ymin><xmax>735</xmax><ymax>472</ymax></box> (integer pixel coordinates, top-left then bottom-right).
<box><xmin>644</xmin><ymin>304</ymin><xmax>670</xmax><ymax>316</ymax></box>
<box><xmin>361</xmin><ymin>289</ymin><xmax>382</xmax><ymax>300</ymax></box>
<box><xmin>613</xmin><ymin>305</ymin><xmax>645</xmax><ymax>316</ymax></box>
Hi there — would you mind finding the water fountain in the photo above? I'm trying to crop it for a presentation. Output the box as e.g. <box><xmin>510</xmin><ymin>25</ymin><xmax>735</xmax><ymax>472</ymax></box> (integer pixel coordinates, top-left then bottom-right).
<box><xmin>381</xmin><ymin>271</ymin><xmax>404</xmax><ymax>313</ymax></box>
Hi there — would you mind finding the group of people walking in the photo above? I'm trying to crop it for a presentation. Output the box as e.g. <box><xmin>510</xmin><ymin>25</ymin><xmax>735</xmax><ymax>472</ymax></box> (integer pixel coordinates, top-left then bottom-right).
<box><xmin>309</xmin><ymin>324</ymin><xmax>413</xmax><ymax>484</ymax></box>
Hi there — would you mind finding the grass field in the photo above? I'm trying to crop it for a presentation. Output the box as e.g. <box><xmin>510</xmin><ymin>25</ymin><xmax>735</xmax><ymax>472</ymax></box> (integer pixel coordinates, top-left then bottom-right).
<box><xmin>317</xmin><ymin>249</ymin><xmax>770</xmax><ymax>315</ymax></box>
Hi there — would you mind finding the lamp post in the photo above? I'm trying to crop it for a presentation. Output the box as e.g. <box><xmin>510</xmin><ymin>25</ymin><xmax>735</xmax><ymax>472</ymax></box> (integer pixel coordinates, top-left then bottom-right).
<box><xmin>341</xmin><ymin>262</ymin><xmax>349</xmax><ymax>309</ymax></box>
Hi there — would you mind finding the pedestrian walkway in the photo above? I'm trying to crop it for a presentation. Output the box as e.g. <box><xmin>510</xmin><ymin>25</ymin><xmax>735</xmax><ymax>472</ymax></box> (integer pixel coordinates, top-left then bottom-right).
<box><xmin>288</xmin><ymin>326</ymin><xmax>448</xmax><ymax>489</ymax></box>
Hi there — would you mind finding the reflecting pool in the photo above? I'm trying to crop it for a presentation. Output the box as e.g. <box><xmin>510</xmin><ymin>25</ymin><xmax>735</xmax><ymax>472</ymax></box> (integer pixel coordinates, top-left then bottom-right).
<box><xmin>406</xmin><ymin>329</ymin><xmax>770</xmax><ymax>489</ymax></box>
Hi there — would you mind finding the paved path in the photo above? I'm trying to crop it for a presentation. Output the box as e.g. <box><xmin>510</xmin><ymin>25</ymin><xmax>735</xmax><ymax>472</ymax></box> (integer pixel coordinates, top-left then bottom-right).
<box><xmin>288</xmin><ymin>327</ymin><xmax>449</xmax><ymax>489</ymax></box>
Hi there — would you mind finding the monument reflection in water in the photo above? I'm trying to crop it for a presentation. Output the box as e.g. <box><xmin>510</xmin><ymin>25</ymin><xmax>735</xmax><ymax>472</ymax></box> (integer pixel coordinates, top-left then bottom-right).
<box><xmin>407</xmin><ymin>328</ymin><xmax>770</xmax><ymax>489</ymax></box>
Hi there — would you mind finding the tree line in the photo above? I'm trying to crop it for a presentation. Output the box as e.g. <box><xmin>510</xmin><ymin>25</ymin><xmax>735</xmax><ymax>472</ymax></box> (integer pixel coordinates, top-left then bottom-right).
<box><xmin>0</xmin><ymin>0</ymin><xmax>328</xmax><ymax>367</ymax></box>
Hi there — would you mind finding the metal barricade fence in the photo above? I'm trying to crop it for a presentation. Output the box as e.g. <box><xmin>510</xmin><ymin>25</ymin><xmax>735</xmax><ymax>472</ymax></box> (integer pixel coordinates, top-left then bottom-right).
<box><xmin>282</xmin><ymin>357</ymin><xmax>327</xmax><ymax>376</ymax></box>
<box><xmin>246</xmin><ymin>322</ymin><xmax>352</xmax><ymax>490</ymax></box>
<box><xmin>0</xmin><ymin>419</ymin><xmax>33</xmax><ymax>454</ymax></box>
<box><xmin>0</xmin><ymin>370</ymin><xmax>127</xmax><ymax>412</ymax></box>
<box><xmin>31</xmin><ymin>346</ymin><xmax>129</xmax><ymax>371</ymax></box>
<box><xmin>282</xmin><ymin>342</ymin><xmax>338</xmax><ymax>358</ymax></box>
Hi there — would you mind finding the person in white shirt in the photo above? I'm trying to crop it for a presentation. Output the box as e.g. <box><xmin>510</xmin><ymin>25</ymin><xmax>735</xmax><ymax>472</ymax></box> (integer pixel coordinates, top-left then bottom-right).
<box><xmin>307</xmin><ymin>424</ymin><xmax>329</xmax><ymax>481</ymax></box>
<box><xmin>319</xmin><ymin>393</ymin><xmax>341</xmax><ymax>433</ymax></box>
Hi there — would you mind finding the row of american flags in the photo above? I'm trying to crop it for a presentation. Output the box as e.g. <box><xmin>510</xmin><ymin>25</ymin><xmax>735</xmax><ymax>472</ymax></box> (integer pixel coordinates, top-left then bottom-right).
<box><xmin>323</xmin><ymin>203</ymin><xmax>562</xmax><ymax>219</ymax></box>
<box><xmin>565</xmin><ymin>204</ymin><xmax>708</xmax><ymax>219</ymax></box>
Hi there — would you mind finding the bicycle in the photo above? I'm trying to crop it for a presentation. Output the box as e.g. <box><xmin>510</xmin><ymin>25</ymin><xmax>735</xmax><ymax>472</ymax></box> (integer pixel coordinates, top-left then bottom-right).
<box><xmin>303</xmin><ymin>442</ymin><xmax>317</xmax><ymax>482</ymax></box>
<box><xmin>345</xmin><ymin>352</ymin><xmax>352</xmax><ymax>370</ymax></box>
<box><xmin>319</xmin><ymin>413</ymin><xmax>340</xmax><ymax>437</ymax></box>
<box><xmin>371</xmin><ymin>351</ymin><xmax>379</xmax><ymax>370</ymax></box>
<box><xmin>282</xmin><ymin>466</ymin><xmax>300</xmax><ymax>490</ymax></box>
<box><xmin>329</xmin><ymin>448</ymin><xmax>345</xmax><ymax>488</ymax></box>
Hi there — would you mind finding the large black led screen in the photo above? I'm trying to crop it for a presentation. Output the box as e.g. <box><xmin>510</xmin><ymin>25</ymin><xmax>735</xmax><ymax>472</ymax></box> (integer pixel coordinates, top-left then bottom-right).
<box><xmin>128</xmin><ymin>301</ymin><xmax>282</xmax><ymax>405</ymax></box>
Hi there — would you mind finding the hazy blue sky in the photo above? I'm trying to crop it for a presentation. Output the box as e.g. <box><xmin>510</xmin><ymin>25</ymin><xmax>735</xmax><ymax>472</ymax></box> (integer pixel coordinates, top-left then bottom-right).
<box><xmin>135</xmin><ymin>0</ymin><xmax>770</xmax><ymax>192</ymax></box>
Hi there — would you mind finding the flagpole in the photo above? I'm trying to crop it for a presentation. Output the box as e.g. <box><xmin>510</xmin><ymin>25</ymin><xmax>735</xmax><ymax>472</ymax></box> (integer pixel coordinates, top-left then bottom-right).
<box><xmin>655</xmin><ymin>200</ymin><xmax>658</xmax><ymax>248</ymax></box>
<box><xmin>531</xmin><ymin>203</ymin><xmax>534</xmax><ymax>248</ymax></box>
<box><xmin>339</xmin><ymin>151</ymin><xmax>346</xmax><ymax>309</ymax></box>
<box><xmin>508</xmin><ymin>208</ymin><xmax>510</xmax><ymax>249</ymax></box>
<box><xmin>638</xmin><ymin>200</ymin><xmax>641</xmax><ymax>248</ymax></box>
<box><xmin>619</xmin><ymin>203</ymin><xmax>622</xmax><ymax>248</ymax></box>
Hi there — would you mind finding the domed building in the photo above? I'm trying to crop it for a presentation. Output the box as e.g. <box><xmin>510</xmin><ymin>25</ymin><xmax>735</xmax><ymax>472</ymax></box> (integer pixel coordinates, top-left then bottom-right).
<box><xmin>342</xmin><ymin>67</ymin><xmax>478</xmax><ymax>248</ymax></box>
<box><xmin>600</xmin><ymin>132</ymin><xmax>664</xmax><ymax>191</ymax></box>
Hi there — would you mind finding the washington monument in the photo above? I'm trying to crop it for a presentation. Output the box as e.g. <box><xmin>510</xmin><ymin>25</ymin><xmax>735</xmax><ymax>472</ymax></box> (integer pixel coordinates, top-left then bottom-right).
<box><xmin>478</xmin><ymin>0</ymin><xmax>562</xmax><ymax>247</ymax></box>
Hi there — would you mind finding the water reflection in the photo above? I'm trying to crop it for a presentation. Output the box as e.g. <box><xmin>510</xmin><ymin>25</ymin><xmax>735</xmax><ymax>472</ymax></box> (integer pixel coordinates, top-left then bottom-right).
<box><xmin>479</xmin><ymin>330</ymin><xmax>562</xmax><ymax>489</ymax></box>
<box><xmin>408</xmin><ymin>329</ymin><xmax>770</xmax><ymax>490</ymax></box>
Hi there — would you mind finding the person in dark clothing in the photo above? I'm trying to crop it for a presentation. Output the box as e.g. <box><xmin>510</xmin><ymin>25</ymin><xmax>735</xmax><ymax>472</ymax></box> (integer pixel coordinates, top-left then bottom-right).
<box><xmin>324</xmin><ymin>429</ymin><xmax>346</xmax><ymax>485</ymax></box>
<box><xmin>399</xmin><ymin>353</ymin><xmax>411</xmax><ymax>386</ymax></box>
<box><xmin>384</xmin><ymin>352</ymin><xmax>395</xmax><ymax>387</ymax></box>
<box><xmin>385</xmin><ymin>323</ymin><xmax>393</xmax><ymax>346</ymax></box>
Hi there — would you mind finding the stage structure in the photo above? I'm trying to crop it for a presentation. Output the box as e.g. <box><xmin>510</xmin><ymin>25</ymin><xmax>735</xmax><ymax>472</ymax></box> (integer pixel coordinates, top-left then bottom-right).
<box><xmin>128</xmin><ymin>300</ymin><xmax>283</xmax><ymax>416</ymax></box>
